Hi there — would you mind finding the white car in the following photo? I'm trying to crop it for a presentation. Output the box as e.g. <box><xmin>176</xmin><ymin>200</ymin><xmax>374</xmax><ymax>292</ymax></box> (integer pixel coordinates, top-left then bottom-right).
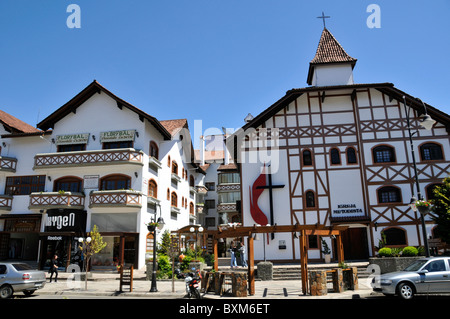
<box><xmin>372</xmin><ymin>257</ymin><xmax>450</xmax><ymax>299</ymax></box>
<box><xmin>0</xmin><ymin>262</ymin><xmax>46</xmax><ymax>298</ymax></box>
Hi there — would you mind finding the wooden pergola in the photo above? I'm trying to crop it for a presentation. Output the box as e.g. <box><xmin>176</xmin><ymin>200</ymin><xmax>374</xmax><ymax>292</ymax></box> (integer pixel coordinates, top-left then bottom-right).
<box><xmin>174</xmin><ymin>224</ymin><xmax>347</xmax><ymax>295</ymax></box>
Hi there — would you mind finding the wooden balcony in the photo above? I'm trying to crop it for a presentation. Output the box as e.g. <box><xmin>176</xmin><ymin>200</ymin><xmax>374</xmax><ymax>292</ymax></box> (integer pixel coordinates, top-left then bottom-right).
<box><xmin>0</xmin><ymin>195</ymin><xmax>13</xmax><ymax>211</ymax></box>
<box><xmin>0</xmin><ymin>157</ymin><xmax>17</xmax><ymax>173</ymax></box>
<box><xmin>89</xmin><ymin>190</ymin><xmax>142</xmax><ymax>209</ymax></box>
<box><xmin>29</xmin><ymin>192</ymin><xmax>85</xmax><ymax>210</ymax></box>
<box><xmin>33</xmin><ymin>148</ymin><xmax>144</xmax><ymax>169</ymax></box>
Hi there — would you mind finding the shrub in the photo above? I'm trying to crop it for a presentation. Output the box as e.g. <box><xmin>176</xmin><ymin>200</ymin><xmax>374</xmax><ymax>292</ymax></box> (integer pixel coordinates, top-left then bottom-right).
<box><xmin>378</xmin><ymin>247</ymin><xmax>392</xmax><ymax>257</ymax></box>
<box><xmin>402</xmin><ymin>246</ymin><xmax>418</xmax><ymax>256</ymax></box>
<box><xmin>157</xmin><ymin>254</ymin><xmax>172</xmax><ymax>278</ymax></box>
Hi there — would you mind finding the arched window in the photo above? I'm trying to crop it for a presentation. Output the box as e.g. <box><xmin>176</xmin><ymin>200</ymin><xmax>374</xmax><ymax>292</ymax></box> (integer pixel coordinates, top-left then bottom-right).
<box><xmin>383</xmin><ymin>227</ymin><xmax>407</xmax><ymax>246</ymax></box>
<box><xmin>189</xmin><ymin>175</ymin><xmax>195</xmax><ymax>187</ymax></box>
<box><xmin>167</xmin><ymin>188</ymin><xmax>170</xmax><ymax>200</ymax></box>
<box><xmin>171</xmin><ymin>192</ymin><xmax>178</xmax><ymax>207</ymax></box>
<box><xmin>167</xmin><ymin>155</ymin><xmax>171</xmax><ymax>167</ymax></box>
<box><xmin>346</xmin><ymin>147</ymin><xmax>357</xmax><ymax>164</ymax></box>
<box><xmin>377</xmin><ymin>186</ymin><xmax>401</xmax><ymax>203</ymax></box>
<box><xmin>148</xmin><ymin>179</ymin><xmax>157</xmax><ymax>198</ymax></box>
<box><xmin>172</xmin><ymin>160</ymin><xmax>178</xmax><ymax>175</ymax></box>
<box><xmin>149</xmin><ymin>141</ymin><xmax>159</xmax><ymax>159</ymax></box>
<box><xmin>373</xmin><ymin>145</ymin><xmax>396</xmax><ymax>163</ymax></box>
<box><xmin>189</xmin><ymin>202</ymin><xmax>194</xmax><ymax>215</ymax></box>
<box><xmin>420</xmin><ymin>143</ymin><xmax>444</xmax><ymax>161</ymax></box>
<box><xmin>54</xmin><ymin>176</ymin><xmax>83</xmax><ymax>192</ymax></box>
<box><xmin>330</xmin><ymin>148</ymin><xmax>341</xmax><ymax>165</ymax></box>
<box><xmin>305</xmin><ymin>190</ymin><xmax>316</xmax><ymax>208</ymax></box>
<box><xmin>302</xmin><ymin>150</ymin><xmax>313</xmax><ymax>166</ymax></box>
<box><xmin>100</xmin><ymin>174</ymin><xmax>131</xmax><ymax>190</ymax></box>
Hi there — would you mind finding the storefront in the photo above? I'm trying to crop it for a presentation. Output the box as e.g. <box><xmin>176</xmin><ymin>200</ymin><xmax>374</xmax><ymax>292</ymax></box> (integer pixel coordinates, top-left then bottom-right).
<box><xmin>0</xmin><ymin>214</ymin><xmax>41</xmax><ymax>261</ymax></box>
<box><xmin>39</xmin><ymin>209</ymin><xmax>87</xmax><ymax>270</ymax></box>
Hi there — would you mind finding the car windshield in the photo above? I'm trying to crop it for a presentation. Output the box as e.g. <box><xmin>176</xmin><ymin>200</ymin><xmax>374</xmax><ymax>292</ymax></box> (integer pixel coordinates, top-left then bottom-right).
<box><xmin>403</xmin><ymin>260</ymin><xmax>428</xmax><ymax>271</ymax></box>
<box><xmin>12</xmin><ymin>263</ymin><xmax>33</xmax><ymax>271</ymax></box>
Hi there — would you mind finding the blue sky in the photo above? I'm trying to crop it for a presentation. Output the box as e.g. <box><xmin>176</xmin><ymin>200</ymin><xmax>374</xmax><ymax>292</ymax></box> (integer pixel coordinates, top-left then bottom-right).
<box><xmin>0</xmin><ymin>1</ymin><xmax>449</xmax><ymax>148</ymax></box>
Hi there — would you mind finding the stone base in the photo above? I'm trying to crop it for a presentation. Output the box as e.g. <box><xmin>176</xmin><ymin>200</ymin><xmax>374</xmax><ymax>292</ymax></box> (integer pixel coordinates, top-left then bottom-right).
<box><xmin>257</xmin><ymin>262</ymin><xmax>273</xmax><ymax>281</ymax></box>
<box><xmin>309</xmin><ymin>270</ymin><xmax>327</xmax><ymax>296</ymax></box>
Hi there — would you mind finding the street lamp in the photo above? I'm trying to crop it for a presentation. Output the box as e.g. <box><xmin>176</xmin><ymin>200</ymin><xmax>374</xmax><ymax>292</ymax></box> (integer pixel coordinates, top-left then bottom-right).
<box><xmin>148</xmin><ymin>204</ymin><xmax>165</xmax><ymax>292</ymax></box>
<box><xmin>190</xmin><ymin>225</ymin><xmax>203</xmax><ymax>261</ymax></box>
<box><xmin>403</xmin><ymin>96</ymin><xmax>434</xmax><ymax>257</ymax></box>
<box><xmin>78</xmin><ymin>236</ymin><xmax>92</xmax><ymax>290</ymax></box>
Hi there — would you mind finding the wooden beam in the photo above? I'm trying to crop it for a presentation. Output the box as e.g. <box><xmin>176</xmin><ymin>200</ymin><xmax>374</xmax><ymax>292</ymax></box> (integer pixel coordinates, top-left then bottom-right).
<box><xmin>247</xmin><ymin>236</ymin><xmax>255</xmax><ymax>295</ymax></box>
<box><xmin>299</xmin><ymin>230</ymin><xmax>308</xmax><ymax>295</ymax></box>
<box><xmin>336</xmin><ymin>234</ymin><xmax>344</xmax><ymax>264</ymax></box>
<box><xmin>213</xmin><ymin>237</ymin><xmax>219</xmax><ymax>272</ymax></box>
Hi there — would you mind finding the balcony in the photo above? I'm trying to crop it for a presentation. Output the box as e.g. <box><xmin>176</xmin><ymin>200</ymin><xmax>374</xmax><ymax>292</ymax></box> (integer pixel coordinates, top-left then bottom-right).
<box><xmin>89</xmin><ymin>190</ymin><xmax>142</xmax><ymax>209</ymax></box>
<box><xmin>216</xmin><ymin>184</ymin><xmax>240</xmax><ymax>192</ymax></box>
<box><xmin>148</xmin><ymin>156</ymin><xmax>162</xmax><ymax>171</ymax></box>
<box><xmin>0</xmin><ymin>195</ymin><xmax>13</xmax><ymax>211</ymax></box>
<box><xmin>33</xmin><ymin>148</ymin><xmax>144</xmax><ymax>169</ymax></box>
<box><xmin>217</xmin><ymin>203</ymin><xmax>237</xmax><ymax>212</ymax></box>
<box><xmin>29</xmin><ymin>192</ymin><xmax>85</xmax><ymax>210</ymax></box>
<box><xmin>0</xmin><ymin>157</ymin><xmax>17</xmax><ymax>173</ymax></box>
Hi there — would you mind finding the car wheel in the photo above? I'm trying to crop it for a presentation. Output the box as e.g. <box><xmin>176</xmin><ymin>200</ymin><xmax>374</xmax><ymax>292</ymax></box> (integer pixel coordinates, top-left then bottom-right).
<box><xmin>0</xmin><ymin>285</ymin><xmax>13</xmax><ymax>299</ymax></box>
<box><xmin>397</xmin><ymin>282</ymin><xmax>414</xmax><ymax>300</ymax></box>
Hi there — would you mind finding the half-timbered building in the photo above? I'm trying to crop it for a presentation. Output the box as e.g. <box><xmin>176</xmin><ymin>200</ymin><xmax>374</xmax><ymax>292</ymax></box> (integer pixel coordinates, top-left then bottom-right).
<box><xmin>232</xmin><ymin>27</ymin><xmax>450</xmax><ymax>262</ymax></box>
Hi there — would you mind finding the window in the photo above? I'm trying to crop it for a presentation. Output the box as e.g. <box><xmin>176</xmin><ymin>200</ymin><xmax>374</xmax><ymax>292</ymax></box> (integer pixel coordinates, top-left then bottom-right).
<box><xmin>302</xmin><ymin>150</ymin><xmax>313</xmax><ymax>166</ymax></box>
<box><xmin>54</xmin><ymin>177</ymin><xmax>82</xmax><ymax>192</ymax></box>
<box><xmin>218</xmin><ymin>191</ymin><xmax>241</xmax><ymax>204</ymax></box>
<box><xmin>57</xmin><ymin>144</ymin><xmax>86</xmax><ymax>152</ymax></box>
<box><xmin>308</xmin><ymin>235</ymin><xmax>319</xmax><ymax>249</ymax></box>
<box><xmin>103</xmin><ymin>141</ymin><xmax>133</xmax><ymax>149</ymax></box>
<box><xmin>167</xmin><ymin>188</ymin><xmax>170</xmax><ymax>200</ymax></box>
<box><xmin>172</xmin><ymin>161</ymin><xmax>178</xmax><ymax>175</ymax></box>
<box><xmin>6</xmin><ymin>175</ymin><xmax>45</xmax><ymax>195</ymax></box>
<box><xmin>171</xmin><ymin>192</ymin><xmax>178</xmax><ymax>207</ymax></box>
<box><xmin>346</xmin><ymin>147</ymin><xmax>357</xmax><ymax>164</ymax></box>
<box><xmin>330</xmin><ymin>148</ymin><xmax>341</xmax><ymax>165</ymax></box>
<box><xmin>377</xmin><ymin>186</ymin><xmax>401</xmax><ymax>203</ymax></box>
<box><xmin>383</xmin><ymin>227</ymin><xmax>407</xmax><ymax>246</ymax></box>
<box><xmin>100</xmin><ymin>175</ymin><xmax>131</xmax><ymax>190</ymax></box>
<box><xmin>189</xmin><ymin>175</ymin><xmax>195</xmax><ymax>187</ymax></box>
<box><xmin>420</xmin><ymin>143</ymin><xmax>444</xmax><ymax>161</ymax></box>
<box><xmin>218</xmin><ymin>173</ymin><xmax>240</xmax><ymax>184</ymax></box>
<box><xmin>167</xmin><ymin>155</ymin><xmax>171</xmax><ymax>167</ymax></box>
<box><xmin>373</xmin><ymin>145</ymin><xmax>396</xmax><ymax>163</ymax></box>
<box><xmin>205</xmin><ymin>199</ymin><xmax>215</xmax><ymax>209</ymax></box>
<box><xmin>148</xmin><ymin>179</ymin><xmax>157</xmax><ymax>198</ymax></box>
<box><xmin>149</xmin><ymin>141</ymin><xmax>159</xmax><ymax>159</ymax></box>
<box><xmin>189</xmin><ymin>202</ymin><xmax>194</xmax><ymax>215</ymax></box>
<box><xmin>305</xmin><ymin>190</ymin><xmax>316</xmax><ymax>208</ymax></box>
<box><xmin>426</xmin><ymin>183</ymin><xmax>442</xmax><ymax>201</ymax></box>
<box><xmin>423</xmin><ymin>260</ymin><xmax>446</xmax><ymax>272</ymax></box>
<box><xmin>205</xmin><ymin>182</ymin><xmax>215</xmax><ymax>191</ymax></box>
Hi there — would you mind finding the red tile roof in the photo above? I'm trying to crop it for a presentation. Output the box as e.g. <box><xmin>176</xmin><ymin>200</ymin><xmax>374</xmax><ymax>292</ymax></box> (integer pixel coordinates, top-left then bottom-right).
<box><xmin>159</xmin><ymin>119</ymin><xmax>188</xmax><ymax>136</ymax></box>
<box><xmin>0</xmin><ymin>109</ymin><xmax>41</xmax><ymax>134</ymax></box>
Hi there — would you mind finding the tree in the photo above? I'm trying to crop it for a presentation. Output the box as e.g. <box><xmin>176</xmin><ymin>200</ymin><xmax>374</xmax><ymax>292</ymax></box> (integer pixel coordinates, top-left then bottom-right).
<box><xmin>79</xmin><ymin>225</ymin><xmax>107</xmax><ymax>290</ymax></box>
<box><xmin>432</xmin><ymin>177</ymin><xmax>450</xmax><ymax>244</ymax></box>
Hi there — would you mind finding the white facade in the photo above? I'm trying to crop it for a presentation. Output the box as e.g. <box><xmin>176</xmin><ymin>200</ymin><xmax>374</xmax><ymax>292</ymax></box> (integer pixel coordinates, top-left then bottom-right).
<box><xmin>0</xmin><ymin>81</ymin><xmax>203</xmax><ymax>270</ymax></box>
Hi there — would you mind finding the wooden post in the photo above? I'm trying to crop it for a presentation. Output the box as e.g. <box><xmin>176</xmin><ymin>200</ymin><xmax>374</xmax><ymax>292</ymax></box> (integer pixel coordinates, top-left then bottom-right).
<box><xmin>336</xmin><ymin>234</ymin><xmax>344</xmax><ymax>264</ymax></box>
<box><xmin>247</xmin><ymin>235</ymin><xmax>255</xmax><ymax>295</ymax></box>
<box><xmin>299</xmin><ymin>230</ymin><xmax>308</xmax><ymax>295</ymax></box>
<box><xmin>213</xmin><ymin>236</ymin><xmax>219</xmax><ymax>272</ymax></box>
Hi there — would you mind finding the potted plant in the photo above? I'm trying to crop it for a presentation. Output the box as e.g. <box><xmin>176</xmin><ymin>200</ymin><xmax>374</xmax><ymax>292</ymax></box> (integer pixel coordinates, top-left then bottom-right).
<box><xmin>146</xmin><ymin>222</ymin><xmax>159</xmax><ymax>232</ymax></box>
<box><xmin>321</xmin><ymin>238</ymin><xmax>331</xmax><ymax>263</ymax></box>
<box><xmin>415</xmin><ymin>200</ymin><xmax>432</xmax><ymax>215</ymax></box>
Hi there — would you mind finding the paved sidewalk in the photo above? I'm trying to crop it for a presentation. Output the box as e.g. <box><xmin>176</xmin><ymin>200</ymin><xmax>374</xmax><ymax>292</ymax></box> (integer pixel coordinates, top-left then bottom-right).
<box><xmin>36</xmin><ymin>268</ymin><xmax>376</xmax><ymax>299</ymax></box>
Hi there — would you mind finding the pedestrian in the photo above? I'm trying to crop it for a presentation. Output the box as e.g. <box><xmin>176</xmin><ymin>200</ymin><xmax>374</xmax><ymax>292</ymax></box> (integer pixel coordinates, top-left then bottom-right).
<box><xmin>240</xmin><ymin>241</ymin><xmax>248</xmax><ymax>267</ymax></box>
<box><xmin>49</xmin><ymin>255</ymin><xmax>58</xmax><ymax>283</ymax></box>
<box><xmin>229</xmin><ymin>241</ymin><xmax>237</xmax><ymax>269</ymax></box>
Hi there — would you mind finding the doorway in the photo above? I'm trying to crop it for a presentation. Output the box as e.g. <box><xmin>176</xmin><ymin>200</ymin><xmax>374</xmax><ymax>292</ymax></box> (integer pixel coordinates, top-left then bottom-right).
<box><xmin>341</xmin><ymin>227</ymin><xmax>369</xmax><ymax>260</ymax></box>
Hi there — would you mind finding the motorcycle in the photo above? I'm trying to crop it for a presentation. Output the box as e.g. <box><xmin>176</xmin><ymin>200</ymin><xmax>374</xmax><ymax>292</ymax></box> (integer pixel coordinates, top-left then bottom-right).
<box><xmin>175</xmin><ymin>267</ymin><xmax>202</xmax><ymax>299</ymax></box>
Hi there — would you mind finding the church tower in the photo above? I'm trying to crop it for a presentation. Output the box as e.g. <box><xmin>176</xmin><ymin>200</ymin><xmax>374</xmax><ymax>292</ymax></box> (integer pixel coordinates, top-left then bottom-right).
<box><xmin>306</xmin><ymin>28</ymin><xmax>357</xmax><ymax>86</ymax></box>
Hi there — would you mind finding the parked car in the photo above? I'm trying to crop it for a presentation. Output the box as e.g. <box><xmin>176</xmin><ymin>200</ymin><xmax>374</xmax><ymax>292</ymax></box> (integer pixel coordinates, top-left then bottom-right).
<box><xmin>372</xmin><ymin>256</ymin><xmax>450</xmax><ymax>299</ymax></box>
<box><xmin>0</xmin><ymin>262</ymin><xmax>46</xmax><ymax>298</ymax></box>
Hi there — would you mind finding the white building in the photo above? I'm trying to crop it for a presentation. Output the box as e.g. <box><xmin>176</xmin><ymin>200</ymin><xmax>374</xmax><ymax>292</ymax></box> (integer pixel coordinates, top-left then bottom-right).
<box><xmin>0</xmin><ymin>80</ymin><xmax>204</xmax><ymax>270</ymax></box>
<box><xmin>232</xmin><ymin>28</ymin><xmax>450</xmax><ymax>262</ymax></box>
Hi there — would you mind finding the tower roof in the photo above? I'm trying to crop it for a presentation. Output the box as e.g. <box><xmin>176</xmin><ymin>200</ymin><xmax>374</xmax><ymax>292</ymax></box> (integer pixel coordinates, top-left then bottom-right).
<box><xmin>307</xmin><ymin>28</ymin><xmax>357</xmax><ymax>85</ymax></box>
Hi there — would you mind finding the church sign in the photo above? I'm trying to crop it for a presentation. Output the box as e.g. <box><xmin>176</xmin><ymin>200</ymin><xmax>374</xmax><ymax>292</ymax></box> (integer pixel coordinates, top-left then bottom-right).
<box><xmin>332</xmin><ymin>203</ymin><xmax>364</xmax><ymax>218</ymax></box>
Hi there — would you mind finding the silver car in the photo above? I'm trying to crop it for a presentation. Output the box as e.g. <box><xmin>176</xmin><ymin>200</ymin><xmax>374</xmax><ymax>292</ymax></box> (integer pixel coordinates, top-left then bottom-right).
<box><xmin>0</xmin><ymin>262</ymin><xmax>46</xmax><ymax>298</ymax></box>
<box><xmin>372</xmin><ymin>257</ymin><xmax>450</xmax><ymax>299</ymax></box>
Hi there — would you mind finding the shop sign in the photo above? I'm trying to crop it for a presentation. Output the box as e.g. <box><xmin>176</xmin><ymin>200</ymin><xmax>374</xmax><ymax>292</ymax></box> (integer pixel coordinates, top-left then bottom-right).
<box><xmin>332</xmin><ymin>203</ymin><xmax>364</xmax><ymax>217</ymax></box>
<box><xmin>83</xmin><ymin>175</ymin><xmax>99</xmax><ymax>189</ymax></box>
<box><xmin>100</xmin><ymin>130</ymin><xmax>135</xmax><ymax>142</ymax></box>
<box><xmin>45</xmin><ymin>210</ymin><xmax>86</xmax><ymax>232</ymax></box>
<box><xmin>55</xmin><ymin>133</ymin><xmax>90</xmax><ymax>145</ymax></box>
<box><xmin>47</xmin><ymin>236</ymin><xmax>63</xmax><ymax>241</ymax></box>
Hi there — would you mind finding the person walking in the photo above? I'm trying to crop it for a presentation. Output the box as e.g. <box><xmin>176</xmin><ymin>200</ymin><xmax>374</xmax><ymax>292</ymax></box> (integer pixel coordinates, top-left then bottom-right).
<box><xmin>239</xmin><ymin>241</ymin><xmax>248</xmax><ymax>267</ymax></box>
<box><xmin>49</xmin><ymin>255</ymin><xmax>59</xmax><ymax>283</ymax></box>
<box><xmin>229</xmin><ymin>241</ymin><xmax>237</xmax><ymax>269</ymax></box>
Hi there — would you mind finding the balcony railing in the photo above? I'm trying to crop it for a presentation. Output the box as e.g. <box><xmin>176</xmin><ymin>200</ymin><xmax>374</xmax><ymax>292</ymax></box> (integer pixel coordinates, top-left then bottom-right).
<box><xmin>217</xmin><ymin>203</ymin><xmax>237</xmax><ymax>212</ymax></box>
<box><xmin>29</xmin><ymin>192</ymin><xmax>85</xmax><ymax>210</ymax></box>
<box><xmin>0</xmin><ymin>157</ymin><xmax>17</xmax><ymax>172</ymax></box>
<box><xmin>89</xmin><ymin>190</ymin><xmax>142</xmax><ymax>208</ymax></box>
<box><xmin>0</xmin><ymin>195</ymin><xmax>13</xmax><ymax>211</ymax></box>
<box><xmin>34</xmin><ymin>148</ymin><xmax>144</xmax><ymax>169</ymax></box>
<box><xmin>217</xmin><ymin>183</ymin><xmax>240</xmax><ymax>192</ymax></box>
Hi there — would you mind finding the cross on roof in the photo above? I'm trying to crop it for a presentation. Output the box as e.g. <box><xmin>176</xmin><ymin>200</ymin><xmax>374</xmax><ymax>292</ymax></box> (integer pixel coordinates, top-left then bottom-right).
<box><xmin>317</xmin><ymin>11</ymin><xmax>330</xmax><ymax>28</ymax></box>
